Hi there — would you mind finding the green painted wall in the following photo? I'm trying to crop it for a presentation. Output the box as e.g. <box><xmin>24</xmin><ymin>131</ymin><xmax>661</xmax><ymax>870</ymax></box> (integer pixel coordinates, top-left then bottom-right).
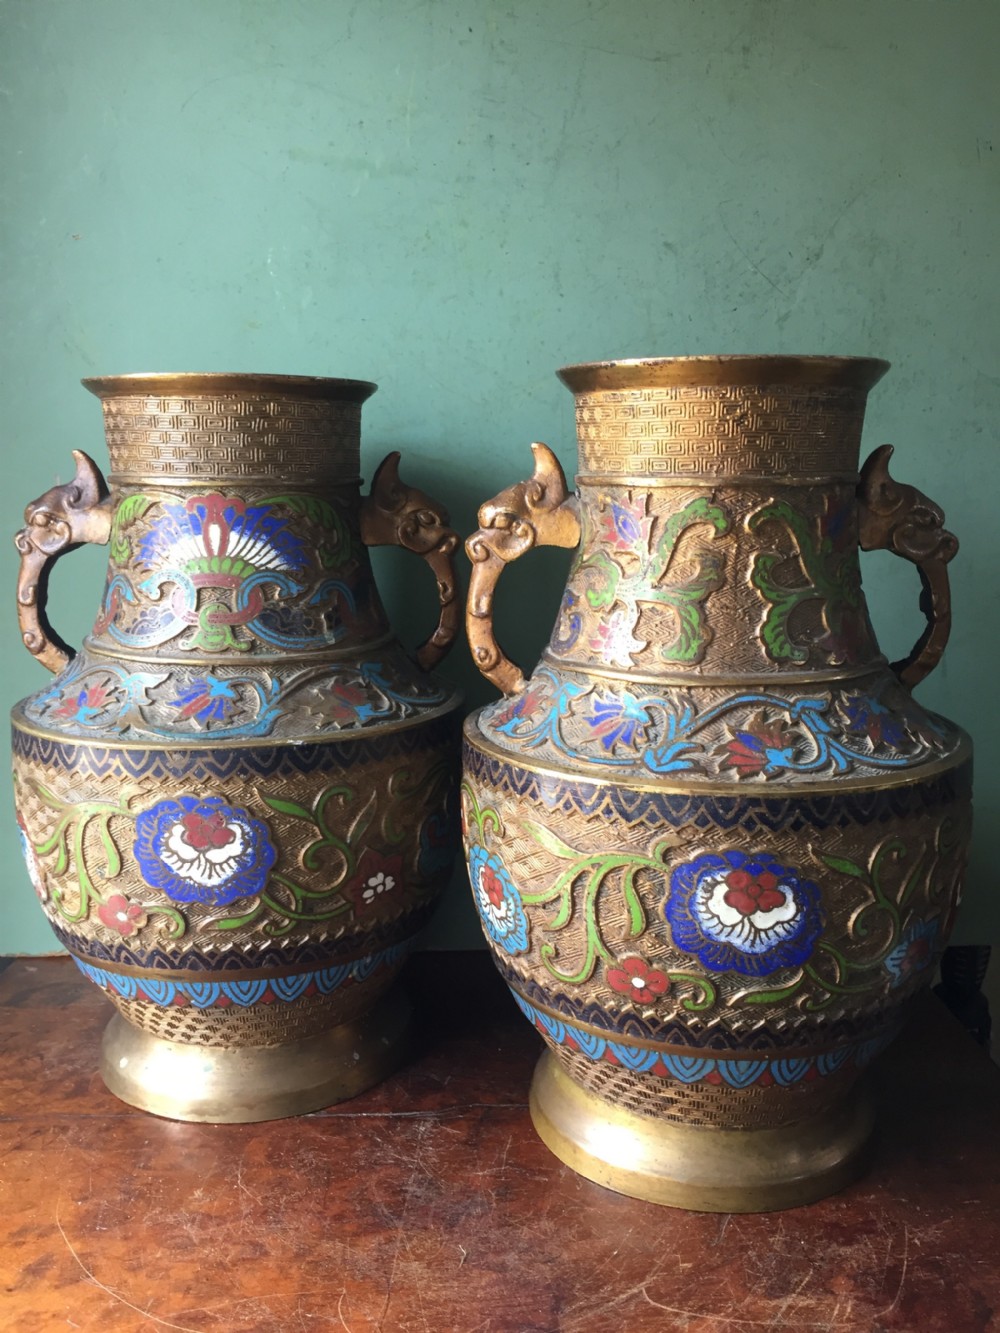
<box><xmin>2</xmin><ymin>0</ymin><xmax>997</xmax><ymax>953</ymax></box>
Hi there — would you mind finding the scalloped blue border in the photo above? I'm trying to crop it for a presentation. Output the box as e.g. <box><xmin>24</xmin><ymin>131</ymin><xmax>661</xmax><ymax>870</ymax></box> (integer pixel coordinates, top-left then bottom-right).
<box><xmin>74</xmin><ymin>940</ymin><xmax>409</xmax><ymax>1008</ymax></box>
<box><xmin>512</xmin><ymin>991</ymin><xmax>894</xmax><ymax>1087</ymax></box>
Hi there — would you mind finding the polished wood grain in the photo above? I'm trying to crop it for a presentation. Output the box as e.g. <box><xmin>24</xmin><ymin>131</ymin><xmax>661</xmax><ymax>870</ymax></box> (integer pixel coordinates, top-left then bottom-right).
<box><xmin>1</xmin><ymin>955</ymin><xmax>998</xmax><ymax>1332</ymax></box>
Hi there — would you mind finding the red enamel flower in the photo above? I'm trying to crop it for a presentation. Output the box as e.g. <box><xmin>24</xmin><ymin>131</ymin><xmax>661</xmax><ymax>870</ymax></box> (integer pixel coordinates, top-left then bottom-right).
<box><xmin>722</xmin><ymin>868</ymin><xmax>786</xmax><ymax>917</ymax></box>
<box><xmin>342</xmin><ymin>847</ymin><xmax>405</xmax><ymax>915</ymax></box>
<box><xmin>180</xmin><ymin>809</ymin><xmax>236</xmax><ymax>851</ymax></box>
<box><xmin>97</xmin><ymin>894</ymin><xmax>148</xmax><ymax>938</ymax></box>
<box><xmin>598</xmin><ymin>498</ymin><xmax>653</xmax><ymax>552</ymax></box>
<box><xmin>53</xmin><ymin>682</ymin><xmax>111</xmax><ymax>721</ymax></box>
<box><xmin>492</xmin><ymin>685</ymin><xmax>545</xmax><ymax>728</ymax></box>
<box><xmin>606</xmin><ymin>957</ymin><xmax>669</xmax><ymax>1002</ymax></box>
<box><xmin>903</xmin><ymin>937</ymin><xmax>932</xmax><ymax>974</ymax></box>
<box><xmin>717</xmin><ymin>711</ymin><xmax>797</xmax><ymax>778</ymax></box>
<box><xmin>480</xmin><ymin>865</ymin><xmax>506</xmax><ymax>909</ymax></box>
<box><xmin>327</xmin><ymin>681</ymin><xmax>369</xmax><ymax>724</ymax></box>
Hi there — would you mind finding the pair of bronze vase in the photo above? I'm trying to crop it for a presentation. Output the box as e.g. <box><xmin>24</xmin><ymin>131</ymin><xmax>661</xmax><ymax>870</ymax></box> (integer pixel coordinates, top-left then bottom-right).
<box><xmin>12</xmin><ymin>359</ymin><xmax>971</xmax><ymax>1212</ymax></box>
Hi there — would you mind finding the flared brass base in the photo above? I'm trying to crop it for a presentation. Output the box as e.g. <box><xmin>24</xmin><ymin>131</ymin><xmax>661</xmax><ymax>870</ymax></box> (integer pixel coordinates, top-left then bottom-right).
<box><xmin>100</xmin><ymin>988</ymin><xmax>412</xmax><ymax>1123</ymax></box>
<box><xmin>529</xmin><ymin>1051</ymin><xmax>875</xmax><ymax>1213</ymax></box>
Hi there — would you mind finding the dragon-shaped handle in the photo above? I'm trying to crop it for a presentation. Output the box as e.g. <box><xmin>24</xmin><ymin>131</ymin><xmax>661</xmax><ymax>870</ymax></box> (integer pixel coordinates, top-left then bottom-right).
<box><xmin>858</xmin><ymin>444</ymin><xmax>959</xmax><ymax>690</ymax></box>
<box><xmin>14</xmin><ymin>451</ymin><xmax>113</xmax><ymax>674</ymax></box>
<box><xmin>359</xmin><ymin>451</ymin><xmax>460</xmax><ymax>671</ymax></box>
<box><xmin>465</xmin><ymin>443</ymin><xmax>581</xmax><ymax>696</ymax></box>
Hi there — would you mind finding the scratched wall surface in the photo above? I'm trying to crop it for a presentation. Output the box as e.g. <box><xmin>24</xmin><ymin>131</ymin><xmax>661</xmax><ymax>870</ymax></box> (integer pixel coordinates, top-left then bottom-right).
<box><xmin>1</xmin><ymin>0</ymin><xmax>997</xmax><ymax>952</ymax></box>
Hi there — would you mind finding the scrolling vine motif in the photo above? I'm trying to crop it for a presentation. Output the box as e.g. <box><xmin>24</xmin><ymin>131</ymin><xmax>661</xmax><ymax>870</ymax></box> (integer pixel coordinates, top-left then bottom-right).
<box><xmin>483</xmin><ymin>665</ymin><xmax>950</xmax><ymax>778</ymax></box>
<box><xmin>749</xmin><ymin>495</ymin><xmax>871</xmax><ymax>667</ymax></box>
<box><xmin>565</xmin><ymin>493</ymin><xmax>731</xmax><ymax>667</ymax></box>
<box><xmin>462</xmin><ymin>780</ymin><xmax>962</xmax><ymax>1015</ymax></box>
<box><xmin>96</xmin><ymin>490</ymin><xmax>364</xmax><ymax>654</ymax></box>
<box><xmin>14</xmin><ymin>775</ymin><xmax>186</xmax><ymax>939</ymax></box>
<box><xmin>17</xmin><ymin>759</ymin><xmax>452</xmax><ymax>942</ymax></box>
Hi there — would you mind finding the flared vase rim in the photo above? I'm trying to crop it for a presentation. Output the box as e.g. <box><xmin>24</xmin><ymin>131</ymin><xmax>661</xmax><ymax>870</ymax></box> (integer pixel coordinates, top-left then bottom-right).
<box><xmin>81</xmin><ymin>372</ymin><xmax>378</xmax><ymax>402</ymax></box>
<box><xmin>556</xmin><ymin>355</ymin><xmax>891</xmax><ymax>394</ymax></box>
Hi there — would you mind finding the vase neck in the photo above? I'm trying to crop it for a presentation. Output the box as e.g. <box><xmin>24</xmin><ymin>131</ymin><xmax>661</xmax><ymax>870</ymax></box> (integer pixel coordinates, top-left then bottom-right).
<box><xmin>544</xmin><ymin>376</ymin><xmax>886</xmax><ymax>683</ymax></box>
<box><xmin>83</xmin><ymin>386</ymin><xmax>389</xmax><ymax>663</ymax></box>
<box><xmin>90</xmin><ymin>380</ymin><xmax>368</xmax><ymax>486</ymax></box>
<box><xmin>568</xmin><ymin>376</ymin><xmax>871</xmax><ymax>486</ymax></box>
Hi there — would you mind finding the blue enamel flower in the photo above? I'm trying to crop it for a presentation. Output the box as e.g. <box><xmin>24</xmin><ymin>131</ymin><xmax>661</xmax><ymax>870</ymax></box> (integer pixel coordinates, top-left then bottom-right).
<box><xmin>171</xmin><ymin>676</ymin><xmax>238</xmax><ymax>723</ymax></box>
<box><xmin>133</xmin><ymin>796</ymin><xmax>276</xmax><ymax>907</ymax></box>
<box><xmin>587</xmin><ymin>692</ymin><xmax>650</xmax><ymax>751</ymax></box>
<box><xmin>138</xmin><ymin>495</ymin><xmax>308</xmax><ymax>575</ymax></box>
<box><xmin>884</xmin><ymin>918</ymin><xmax>938</xmax><ymax>987</ymax></box>
<box><xmin>842</xmin><ymin>693</ymin><xmax>906</xmax><ymax>748</ymax></box>
<box><xmin>665</xmin><ymin>850</ymin><xmax>823</xmax><ymax>977</ymax></box>
<box><xmin>468</xmin><ymin>844</ymin><xmax>529</xmax><ymax>954</ymax></box>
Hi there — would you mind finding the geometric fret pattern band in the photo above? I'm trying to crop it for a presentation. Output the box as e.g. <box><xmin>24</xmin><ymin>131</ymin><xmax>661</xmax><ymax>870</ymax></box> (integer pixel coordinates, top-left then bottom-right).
<box><xmin>574</xmin><ymin>385</ymin><xmax>866</xmax><ymax>478</ymax></box>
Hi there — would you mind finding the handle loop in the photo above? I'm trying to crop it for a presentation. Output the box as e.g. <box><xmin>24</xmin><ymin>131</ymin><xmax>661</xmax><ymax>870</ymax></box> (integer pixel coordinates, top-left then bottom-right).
<box><xmin>858</xmin><ymin>444</ymin><xmax>958</xmax><ymax>689</ymax></box>
<box><xmin>359</xmin><ymin>451</ymin><xmax>460</xmax><ymax>671</ymax></box>
<box><xmin>465</xmin><ymin>442</ymin><xmax>581</xmax><ymax>696</ymax></box>
<box><xmin>14</xmin><ymin>451</ymin><xmax>112</xmax><ymax>674</ymax></box>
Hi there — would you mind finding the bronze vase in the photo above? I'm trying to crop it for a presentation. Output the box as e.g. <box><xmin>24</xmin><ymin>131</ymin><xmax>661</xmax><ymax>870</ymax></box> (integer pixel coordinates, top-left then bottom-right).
<box><xmin>12</xmin><ymin>373</ymin><xmax>462</xmax><ymax>1122</ymax></box>
<box><xmin>462</xmin><ymin>356</ymin><xmax>971</xmax><ymax>1211</ymax></box>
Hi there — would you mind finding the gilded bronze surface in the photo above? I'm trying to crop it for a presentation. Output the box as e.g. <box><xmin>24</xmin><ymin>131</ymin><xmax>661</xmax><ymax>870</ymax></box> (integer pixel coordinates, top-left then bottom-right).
<box><xmin>529</xmin><ymin>1051</ymin><xmax>875</xmax><ymax>1213</ymax></box>
<box><xmin>462</xmin><ymin>354</ymin><xmax>972</xmax><ymax>1210</ymax></box>
<box><xmin>12</xmin><ymin>373</ymin><xmax>462</xmax><ymax>1122</ymax></box>
<box><xmin>100</xmin><ymin>988</ymin><xmax>412</xmax><ymax>1122</ymax></box>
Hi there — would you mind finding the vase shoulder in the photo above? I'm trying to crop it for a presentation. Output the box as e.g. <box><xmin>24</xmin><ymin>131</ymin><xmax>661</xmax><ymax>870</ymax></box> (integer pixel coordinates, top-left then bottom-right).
<box><xmin>469</xmin><ymin>662</ymin><xmax>969</xmax><ymax>793</ymax></box>
<box><xmin>13</xmin><ymin>641</ymin><xmax>461</xmax><ymax>747</ymax></box>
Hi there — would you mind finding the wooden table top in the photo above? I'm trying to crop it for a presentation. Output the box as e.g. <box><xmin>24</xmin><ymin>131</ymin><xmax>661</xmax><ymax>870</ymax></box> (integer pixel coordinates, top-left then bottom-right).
<box><xmin>2</xmin><ymin>954</ymin><xmax>999</xmax><ymax>1332</ymax></box>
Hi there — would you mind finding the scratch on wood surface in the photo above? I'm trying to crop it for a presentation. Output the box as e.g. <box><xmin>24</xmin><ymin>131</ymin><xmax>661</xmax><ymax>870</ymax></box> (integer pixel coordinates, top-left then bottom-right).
<box><xmin>559</xmin><ymin>1263</ymin><xmax>668</xmax><ymax>1328</ymax></box>
<box><xmin>881</xmin><ymin>1224</ymin><xmax>911</xmax><ymax>1313</ymax></box>
<box><xmin>319</xmin><ymin>1102</ymin><xmax>524</xmax><ymax>1120</ymax></box>
<box><xmin>637</xmin><ymin>1288</ymin><xmax>861</xmax><ymax>1331</ymax></box>
<box><xmin>562</xmin><ymin>1272</ymin><xmax>863</xmax><ymax>1332</ymax></box>
<box><xmin>55</xmin><ymin>1204</ymin><xmax>205</xmax><ymax>1333</ymax></box>
<box><xmin>170</xmin><ymin>1289</ymin><xmax>349</xmax><ymax>1320</ymax></box>
<box><xmin>585</xmin><ymin>1227</ymin><xmax>636</xmax><ymax>1284</ymax></box>
<box><xmin>374</xmin><ymin>1122</ymin><xmax>433</xmax><ymax>1333</ymax></box>
<box><xmin>336</xmin><ymin>1288</ymin><xmax>353</xmax><ymax>1332</ymax></box>
<box><xmin>765</xmin><ymin>1271</ymin><xmax>813</xmax><ymax>1329</ymax></box>
<box><xmin>235</xmin><ymin>1152</ymin><xmax>263</xmax><ymax>1207</ymax></box>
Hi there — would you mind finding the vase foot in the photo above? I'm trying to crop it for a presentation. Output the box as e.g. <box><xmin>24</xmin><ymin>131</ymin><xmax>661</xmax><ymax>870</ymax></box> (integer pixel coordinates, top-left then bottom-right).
<box><xmin>529</xmin><ymin>1050</ymin><xmax>875</xmax><ymax>1213</ymax></box>
<box><xmin>99</xmin><ymin>988</ymin><xmax>412</xmax><ymax>1123</ymax></box>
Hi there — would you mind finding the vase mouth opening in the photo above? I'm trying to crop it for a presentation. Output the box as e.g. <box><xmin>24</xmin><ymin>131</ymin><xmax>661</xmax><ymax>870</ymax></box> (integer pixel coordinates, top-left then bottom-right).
<box><xmin>556</xmin><ymin>355</ymin><xmax>891</xmax><ymax>395</ymax></box>
<box><xmin>81</xmin><ymin>372</ymin><xmax>378</xmax><ymax>403</ymax></box>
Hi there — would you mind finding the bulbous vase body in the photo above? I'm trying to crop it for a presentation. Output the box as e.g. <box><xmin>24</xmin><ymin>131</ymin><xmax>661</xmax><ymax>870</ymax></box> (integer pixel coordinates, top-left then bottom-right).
<box><xmin>12</xmin><ymin>373</ymin><xmax>462</xmax><ymax>1122</ymax></box>
<box><xmin>462</xmin><ymin>356</ymin><xmax>971</xmax><ymax>1210</ymax></box>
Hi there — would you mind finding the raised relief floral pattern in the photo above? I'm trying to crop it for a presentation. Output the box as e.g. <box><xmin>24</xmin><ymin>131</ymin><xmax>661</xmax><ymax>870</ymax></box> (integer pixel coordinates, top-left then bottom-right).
<box><xmin>665</xmin><ymin>850</ymin><xmax>824</xmax><ymax>977</ymax></box>
<box><xmin>97</xmin><ymin>894</ymin><xmax>148</xmax><ymax>938</ymax></box>
<box><xmin>468</xmin><ymin>844</ymin><xmax>529</xmax><ymax>955</ymax></box>
<box><xmin>884</xmin><ymin>919</ymin><xmax>938</xmax><ymax>987</ymax></box>
<box><xmin>717</xmin><ymin>711</ymin><xmax>799</xmax><ymax>778</ymax></box>
<box><xmin>606</xmin><ymin>957</ymin><xmax>670</xmax><ymax>1004</ymax></box>
<box><xmin>342</xmin><ymin>847</ymin><xmax>405</xmax><ymax>917</ymax></box>
<box><xmin>170</xmin><ymin>676</ymin><xmax>239</xmax><ymax>724</ymax></box>
<box><xmin>133</xmin><ymin>796</ymin><xmax>277</xmax><ymax>907</ymax></box>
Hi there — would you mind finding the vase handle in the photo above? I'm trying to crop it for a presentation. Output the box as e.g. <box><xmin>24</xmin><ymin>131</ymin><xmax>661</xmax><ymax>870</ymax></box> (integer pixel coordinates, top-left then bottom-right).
<box><xmin>14</xmin><ymin>451</ymin><xmax>113</xmax><ymax>674</ymax></box>
<box><xmin>858</xmin><ymin>444</ymin><xmax>958</xmax><ymax>690</ymax></box>
<box><xmin>466</xmin><ymin>443</ymin><xmax>581</xmax><ymax>696</ymax></box>
<box><xmin>360</xmin><ymin>451</ymin><xmax>460</xmax><ymax>671</ymax></box>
